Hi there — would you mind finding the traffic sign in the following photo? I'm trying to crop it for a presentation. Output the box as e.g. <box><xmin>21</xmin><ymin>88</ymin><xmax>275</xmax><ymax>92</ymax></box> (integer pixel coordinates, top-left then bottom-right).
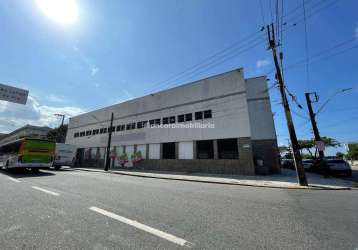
<box><xmin>0</xmin><ymin>83</ymin><xmax>29</xmax><ymax>105</ymax></box>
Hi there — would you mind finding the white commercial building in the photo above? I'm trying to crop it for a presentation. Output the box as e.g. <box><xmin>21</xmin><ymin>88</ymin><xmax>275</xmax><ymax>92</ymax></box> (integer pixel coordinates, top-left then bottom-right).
<box><xmin>66</xmin><ymin>69</ymin><xmax>279</xmax><ymax>175</ymax></box>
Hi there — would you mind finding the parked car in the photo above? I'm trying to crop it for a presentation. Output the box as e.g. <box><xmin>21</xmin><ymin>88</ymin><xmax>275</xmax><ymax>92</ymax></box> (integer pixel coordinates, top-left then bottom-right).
<box><xmin>327</xmin><ymin>159</ymin><xmax>352</xmax><ymax>177</ymax></box>
<box><xmin>281</xmin><ymin>159</ymin><xmax>294</xmax><ymax>169</ymax></box>
<box><xmin>53</xmin><ymin>143</ymin><xmax>77</xmax><ymax>170</ymax></box>
<box><xmin>302</xmin><ymin>159</ymin><xmax>314</xmax><ymax>170</ymax></box>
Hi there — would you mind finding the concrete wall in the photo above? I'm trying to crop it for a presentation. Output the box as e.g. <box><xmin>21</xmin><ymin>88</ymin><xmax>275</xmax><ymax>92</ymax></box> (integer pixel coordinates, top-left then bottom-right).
<box><xmin>66</xmin><ymin>69</ymin><xmax>254</xmax><ymax>148</ymax></box>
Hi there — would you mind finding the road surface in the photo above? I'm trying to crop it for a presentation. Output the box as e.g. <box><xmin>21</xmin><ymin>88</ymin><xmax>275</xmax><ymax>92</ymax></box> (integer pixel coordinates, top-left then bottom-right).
<box><xmin>0</xmin><ymin>168</ymin><xmax>357</xmax><ymax>249</ymax></box>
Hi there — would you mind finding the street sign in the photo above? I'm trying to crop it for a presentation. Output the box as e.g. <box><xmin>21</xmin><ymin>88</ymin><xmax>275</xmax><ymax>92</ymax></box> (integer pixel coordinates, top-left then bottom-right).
<box><xmin>315</xmin><ymin>141</ymin><xmax>325</xmax><ymax>151</ymax></box>
<box><xmin>0</xmin><ymin>83</ymin><xmax>29</xmax><ymax>105</ymax></box>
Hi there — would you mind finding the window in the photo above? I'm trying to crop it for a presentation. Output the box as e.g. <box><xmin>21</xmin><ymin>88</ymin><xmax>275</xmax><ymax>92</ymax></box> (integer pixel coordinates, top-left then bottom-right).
<box><xmin>169</xmin><ymin>116</ymin><xmax>175</xmax><ymax>124</ymax></box>
<box><xmin>204</xmin><ymin>110</ymin><xmax>212</xmax><ymax>119</ymax></box>
<box><xmin>178</xmin><ymin>114</ymin><xmax>185</xmax><ymax>123</ymax></box>
<box><xmin>80</xmin><ymin>131</ymin><xmax>85</xmax><ymax>137</ymax></box>
<box><xmin>100</xmin><ymin>128</ymin><xmax>104</xmax><ymax>134</ymax></box>
<box><xmin>149</xmin><ymin>119</ymin><xmax>155</xmax><ymax>127</ymax></box>
<box><xmin>137</xmin><ymin>121</ymin><xmax>143</xmax><ymax>129</ymax></box>
<box><xmin>142</xmin><ymin>121</ymin><xmax>148</xmax><ymax>128</ymax></box>
<box><xmin>126</xmin><ymin>123</ymin><xmax>135</xmax><ymax>130</ymax></box>
<box><xmin>108</xmin><ymin>126</ymin><xmax>115</xmax><ymax>133</ymax></box>
<box><xmin>155</xmin><ymin>119</ymin><xmax>161</xmax><ymax>125</ymax></box>
<box><xmin>185</xmin><ymin>113</ymin><xmax>192</xmax><ymax>121</ymax></box>
<box><xmin>163</xmin><ymin>117</ymin><xmax>169</xmax><ymax>124</ymax></box>
<box><xmin>86</xmin><ymin>130</ymin><xmax>92</xmax><ymax>136</ymax></box>
<box><xmin>162</xmin><ymin>142</ymin><xmax>176</xmax><ymax>159</ymax></box>
<box><xmin>218</xmin><ymin>139</ymin><xmax>238</xmax><ymax>159</ymax></box>
<box><xmin>195</xmin><ymin>111</ymin><xmax>203</xmax><ymax>120</ymax></box>
<box><xmin>74</xmin><ymin>132</ymin><xmax>79</xmax><ymax>138</ymax></box>
<box><xmin>93</xmin><ymin>129</ymin><xmax>99</xmax><ymax>135</ymax></box>
<box><xmin>116</xmin><ymin>125</ymin><xmax>125</xmax><ymax>131</ymax></box>
<box><xmin>103</xmin><ymin>128</ymin><xmax>107</xmax><ymax>133</ymax></box>
<box><xmin>196</xmin><ymin>140</ymin><xmax>214</xmax><ymax>159</ymax></box>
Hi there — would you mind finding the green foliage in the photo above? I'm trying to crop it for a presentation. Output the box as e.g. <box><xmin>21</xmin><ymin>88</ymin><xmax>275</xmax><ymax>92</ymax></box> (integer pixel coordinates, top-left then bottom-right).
<box><xmin>119</xmin><ymin>153</ymin><xmax>128</xmax><ymax>161</ymax></box>
<box><xmin>47</xmin><ymin>124</ymin><xmax>68</xmax><ymax>143</ymax></box>
<box><xmin>347</xmin><ymin>143</ymin><xmax>358</xmax><ymax>160</ymax></box>
<box><xmin>335</xmin><ymin>152</ymin><xmax>344</xmax><ymax>159</ymax></box>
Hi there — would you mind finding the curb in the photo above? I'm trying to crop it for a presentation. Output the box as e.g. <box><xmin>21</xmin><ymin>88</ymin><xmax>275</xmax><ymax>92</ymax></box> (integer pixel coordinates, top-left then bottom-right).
<box><xmin>72</xmin><ymin>168</ymin><xmax>352</xmax><ymax>191</ymax></box>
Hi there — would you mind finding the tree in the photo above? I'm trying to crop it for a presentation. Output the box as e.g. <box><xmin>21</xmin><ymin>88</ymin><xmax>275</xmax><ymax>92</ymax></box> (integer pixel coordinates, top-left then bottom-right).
<box><xmin>47</xmin><ymin>124</ymin><xmax>68</xmax><ymax>143</ymax></box>
<box><xmin>335</xmin><ymin>152</ymin><xmax>344</xmax><ymax>159</ymax></box>
<box><xmin>347</xmin><ymin>143</ymin><xmax>358</xmax><ymax>160</ymax></box>
<box><xmin>298</xmin><ymin>136</ymin><xmax>340</xmax><ymax>158</ymax></box>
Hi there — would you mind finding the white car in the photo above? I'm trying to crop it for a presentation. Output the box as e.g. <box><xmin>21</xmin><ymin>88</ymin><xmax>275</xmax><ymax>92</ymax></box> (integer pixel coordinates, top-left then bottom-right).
<box><xmin>327</xmin><ymin>159</ymin><xmax>352</xmax><ymax>177</ymax></box>
<box><xmin>53</xmin><ymin>143</ymin><xmax>77</xmax><ymax>170</ymax></box>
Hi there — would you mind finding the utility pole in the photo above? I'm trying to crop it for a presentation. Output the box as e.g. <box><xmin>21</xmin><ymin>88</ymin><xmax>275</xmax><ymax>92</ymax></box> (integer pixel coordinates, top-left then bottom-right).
<box><xmin>104</xmin><ymin>112</ymin><xmax>114</xmax><ymax>171</ymax></box>
<box><xmin>54</xmin><ymin>114</ymin><xmax>65</xmax><ymax>127</ymax></box>
<box><xmin>267</xmin><ymin>24</ymin><xmax>308</xmax><ymax>186</ymax></box>
<box><xmin>305</xmin><ymin>92</ymin><xmax>325</xmax><ymax>160</ymax></box>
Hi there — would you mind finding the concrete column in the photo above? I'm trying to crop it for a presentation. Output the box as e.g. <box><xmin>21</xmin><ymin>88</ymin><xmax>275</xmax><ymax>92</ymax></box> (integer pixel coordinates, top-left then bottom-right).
<box><xmin>145</xmin><ymin>144</ymin><xmax>149</xmax><ymax>160</ymax></box>
<box><xmin>193</xmin><ymin>141</ymin><xmax>197</xmax><ymax>159</ymax></box>
<box><xmin>237</xmin><ymin>137</ymin><xmax>255</xmax><ymax>175</ymax></box>
<box><xmin>213</xmin><ymin>140</ymin><xmax>219</xmax><ymax>159</ymax></box>
<box><xmin>175</xmin><ymin>142</ymin><xmax>179</xmax><ymax>159</ymax></box>
<box><xmin>159</xmin><ymin>143</ymin><xmax>163</xmax><ymax>159</ymax></box>
<box><xmin>134</xmin><ymin>144</ymin><xmax>137</xmax><ymax>153</ymax></box>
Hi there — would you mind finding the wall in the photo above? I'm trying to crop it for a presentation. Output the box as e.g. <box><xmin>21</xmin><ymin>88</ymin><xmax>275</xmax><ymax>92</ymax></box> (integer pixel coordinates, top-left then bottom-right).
<box><xmin>66</xmin><ymin>69</ymin><xmax>253</xmax><ymax>148</ymax></box>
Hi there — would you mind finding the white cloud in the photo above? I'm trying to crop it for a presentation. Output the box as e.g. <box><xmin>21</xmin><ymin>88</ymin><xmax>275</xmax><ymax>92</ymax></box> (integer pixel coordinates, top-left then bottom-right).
<box><xmin>0</xmin><ymin>96</ymin><xmax>85</xmax><ymax>133</ymax></box>
<box><xmin>256</xmin><ymin>59</ymin><xmax>271</xmax><ymax>69</ymax></box>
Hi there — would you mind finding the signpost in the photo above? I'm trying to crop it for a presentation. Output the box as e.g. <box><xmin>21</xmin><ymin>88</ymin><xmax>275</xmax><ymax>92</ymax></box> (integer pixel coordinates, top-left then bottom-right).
<box><xmin>0</xmin><ymin>83</ymin><xmax>29</xmax><ymax>105</ymax></box>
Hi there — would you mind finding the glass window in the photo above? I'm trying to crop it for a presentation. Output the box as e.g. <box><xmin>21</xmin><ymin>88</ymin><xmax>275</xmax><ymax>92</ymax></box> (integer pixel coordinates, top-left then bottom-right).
<box><xmin>93</xmin><ymin>129</ymin><xmax>99</xmax><ymax>135</ymax></box>
<box><xmin>155</xmin><ymin>119</ymin><xmax>161</xmax><ymax>125</ymax></box>
<box><xmin>142</xmin><ymin>121</ymin><xmax>148</xmax><ymax>128</ymax></box>
<box><xmin>86</xmin><ymin>130</ymin><xmax>92</xmax><ymax>136</ymax></box>
<box><xmin>80</xmin><ymin>131</ymin><xmax>85</xmax><ymax>137</ymax></box>
<box><xmin>74</xmin><ymin>132</ymin><xmax>79</xmax><ymax>138</ymax></box>
<box><xmin>195</xmin><ymin>111</ymin><xmax>203</xmax><ymax>120</ymax></box>
<box><xmin>163</xmin><ymin>117</ymin><xmax>169</xmax><ymax>124</ymax></box>
<box><xmin>149</xmin><ymin>119</ymin><xmax>155</xmax><ymax>126</ymax></box>
<box><xmin>204</xmin><ymin>110</ymin><xmax>212</xmax><ymax>119</ymax></box>
<box><xmin>137</xmin><ymin>121</ymin><xmax>143</xmax><ymax>129</ymax></box>
<box><xmin>178</xmin><ymin>114</ymin><xmax>185</xmax><ymax>123</ymax></box>
<box><xmin>185</xmin><ymin>113</ymin><xmax>192</xmax><ymax>121</ymax></box>
<box><xmin>103</xmin><ymin>128</ymin><xmax>107</xmax><ymax>133</ymax></box>
<box><xmin>169</xmin><ymin>116</ymin><xmax>176</xmax><ymax>124</ymax></box>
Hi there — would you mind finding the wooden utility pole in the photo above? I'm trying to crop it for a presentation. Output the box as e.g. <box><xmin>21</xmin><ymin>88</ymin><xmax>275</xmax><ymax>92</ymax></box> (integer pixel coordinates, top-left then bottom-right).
<box><xmin>104</xmin><ymin>112</ymin><xmax>114</xmax><ymax>171</ymax></box>
<box><xmin>267</xmin><ymin>24</ymin><xmax>308</xmax><ymax>186</ymax></box>
<box><xmin>305</xmin><ymin>92</ymin><xmax>325</xmax><ymax>160</ymax></box>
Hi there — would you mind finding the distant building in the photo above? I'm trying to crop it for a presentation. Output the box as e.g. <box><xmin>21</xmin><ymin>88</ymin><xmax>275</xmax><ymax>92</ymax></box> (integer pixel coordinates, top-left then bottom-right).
<box><xmin>0</xmin><ymin>124</ymin><xmax>51</xmax><ymax>145</ymax></box>
<box><xmin>66</xmin><ymin>68</ymin><xmax>280</xmax><ymax>175</ymax></box>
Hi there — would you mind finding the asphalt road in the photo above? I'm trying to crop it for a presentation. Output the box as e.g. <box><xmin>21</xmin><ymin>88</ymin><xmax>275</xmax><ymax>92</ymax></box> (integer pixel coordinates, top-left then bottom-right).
<box><xmin>0</xmin><ymin>168</ymin><xmax>357</xmax><ymax>250</ymax></box>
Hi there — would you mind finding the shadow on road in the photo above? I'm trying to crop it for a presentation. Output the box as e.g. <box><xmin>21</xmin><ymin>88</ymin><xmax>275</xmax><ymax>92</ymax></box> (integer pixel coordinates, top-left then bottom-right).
<box><xmin>0</xmin><ymin>168</ymin><xmax>56</xmax><ymax>178</ymax></box>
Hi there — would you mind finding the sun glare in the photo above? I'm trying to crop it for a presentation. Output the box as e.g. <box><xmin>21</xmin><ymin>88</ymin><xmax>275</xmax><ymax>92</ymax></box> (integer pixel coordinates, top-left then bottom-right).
<box><xmin>35</xmin><ymin>0</ymin><xmax>78</xmax><ymax>25</ymax></box>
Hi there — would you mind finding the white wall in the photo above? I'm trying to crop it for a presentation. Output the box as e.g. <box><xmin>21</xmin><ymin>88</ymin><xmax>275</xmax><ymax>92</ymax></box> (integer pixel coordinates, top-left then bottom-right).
<box><xmin>178</xmin><ymin>141</ymin><xmax>193</xmax><ymax>159</ymax></box>
<box><xmin>149</xmin><ymin>144</ymin><xmax>160</xmax><ymax>159</ymax></box>
<box><xmin>245</xmin><ymin>77</ymin><xmax>277</xmax><ymax>140</ymax></box>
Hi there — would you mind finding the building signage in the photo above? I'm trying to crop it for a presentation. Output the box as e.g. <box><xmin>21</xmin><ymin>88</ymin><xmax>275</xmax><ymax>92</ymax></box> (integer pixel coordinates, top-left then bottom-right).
<box><xmin>0</xmin><ymin>83</ymin><xmax>29</xmax><ymax>105</ymax></box>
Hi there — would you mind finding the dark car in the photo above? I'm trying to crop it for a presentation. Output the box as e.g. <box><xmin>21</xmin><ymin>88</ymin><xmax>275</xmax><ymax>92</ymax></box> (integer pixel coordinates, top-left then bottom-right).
<box><xmin>327</xmin><ymin>159</ymin><xmax>352</xmax><ymax>177</ymax></box>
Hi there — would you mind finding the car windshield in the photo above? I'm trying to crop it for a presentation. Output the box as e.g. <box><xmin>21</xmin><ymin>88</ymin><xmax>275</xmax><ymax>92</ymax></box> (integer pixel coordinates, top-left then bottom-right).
<box><xmin>328</xmin><ymin>160</ymin><xmax>346</xmax><ymax>164</ymax></box>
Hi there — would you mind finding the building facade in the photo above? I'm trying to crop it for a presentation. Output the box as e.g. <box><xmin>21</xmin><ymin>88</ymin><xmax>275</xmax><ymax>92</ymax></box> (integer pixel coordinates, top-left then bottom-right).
<box><xmin>66</xmin><ymin>69</ymin><xmax>280</xmax><ymax>175</ymax></box>
<box><xmin>0</xmin><ymin>125</ymin><xmax>51</xmax><ymax>146</ymax></box>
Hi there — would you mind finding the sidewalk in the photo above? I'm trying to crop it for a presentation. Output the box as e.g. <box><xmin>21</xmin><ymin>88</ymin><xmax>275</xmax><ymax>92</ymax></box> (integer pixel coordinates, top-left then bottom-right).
<box><xmin>72</xmin><ymin>167</ymin><xmax>357</xmax><ymax>190</ymax></box>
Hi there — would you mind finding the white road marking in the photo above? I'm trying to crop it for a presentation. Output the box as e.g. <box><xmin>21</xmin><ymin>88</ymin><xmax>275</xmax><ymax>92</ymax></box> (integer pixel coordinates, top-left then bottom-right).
<box><xmin>89</xmin><ymin>206</ymin><xmax>193</xmax><ymax>248</ymax></box>
<box><xmin>7</xmin><ymin>177</ymin><xmax>21</xmax><ymax>183</ymax></box>
<box><xmin>31</xmin><ymin>186</ymin><xmax>60</xmax><ymax>196</ymax></box>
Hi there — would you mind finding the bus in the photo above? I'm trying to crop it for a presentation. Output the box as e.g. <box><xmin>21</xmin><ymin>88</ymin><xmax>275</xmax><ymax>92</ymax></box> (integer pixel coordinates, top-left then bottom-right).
<box><xmin>0</xmin><ymin>138</ymin><xmax>55</xmax><ymax>171</ymax></box>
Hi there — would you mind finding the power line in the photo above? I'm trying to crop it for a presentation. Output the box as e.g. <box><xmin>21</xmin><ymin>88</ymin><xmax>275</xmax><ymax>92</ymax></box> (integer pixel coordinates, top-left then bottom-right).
<box><xmin>259</xmin><ymin>0</ymin><xmax>266</xmax><ymax>26</ymax></box>
<box><xmin>302</xmin><ymin>0</ymin><xmax>310</xmax><ymax>91</ymax></box>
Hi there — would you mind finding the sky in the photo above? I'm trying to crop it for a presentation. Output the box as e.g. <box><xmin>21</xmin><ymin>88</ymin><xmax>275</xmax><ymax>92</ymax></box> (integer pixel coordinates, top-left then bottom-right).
<box><xmin>0</xmin><ymin>0</ymin><xmax>357</xmax><ymax>155</ymax></box>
